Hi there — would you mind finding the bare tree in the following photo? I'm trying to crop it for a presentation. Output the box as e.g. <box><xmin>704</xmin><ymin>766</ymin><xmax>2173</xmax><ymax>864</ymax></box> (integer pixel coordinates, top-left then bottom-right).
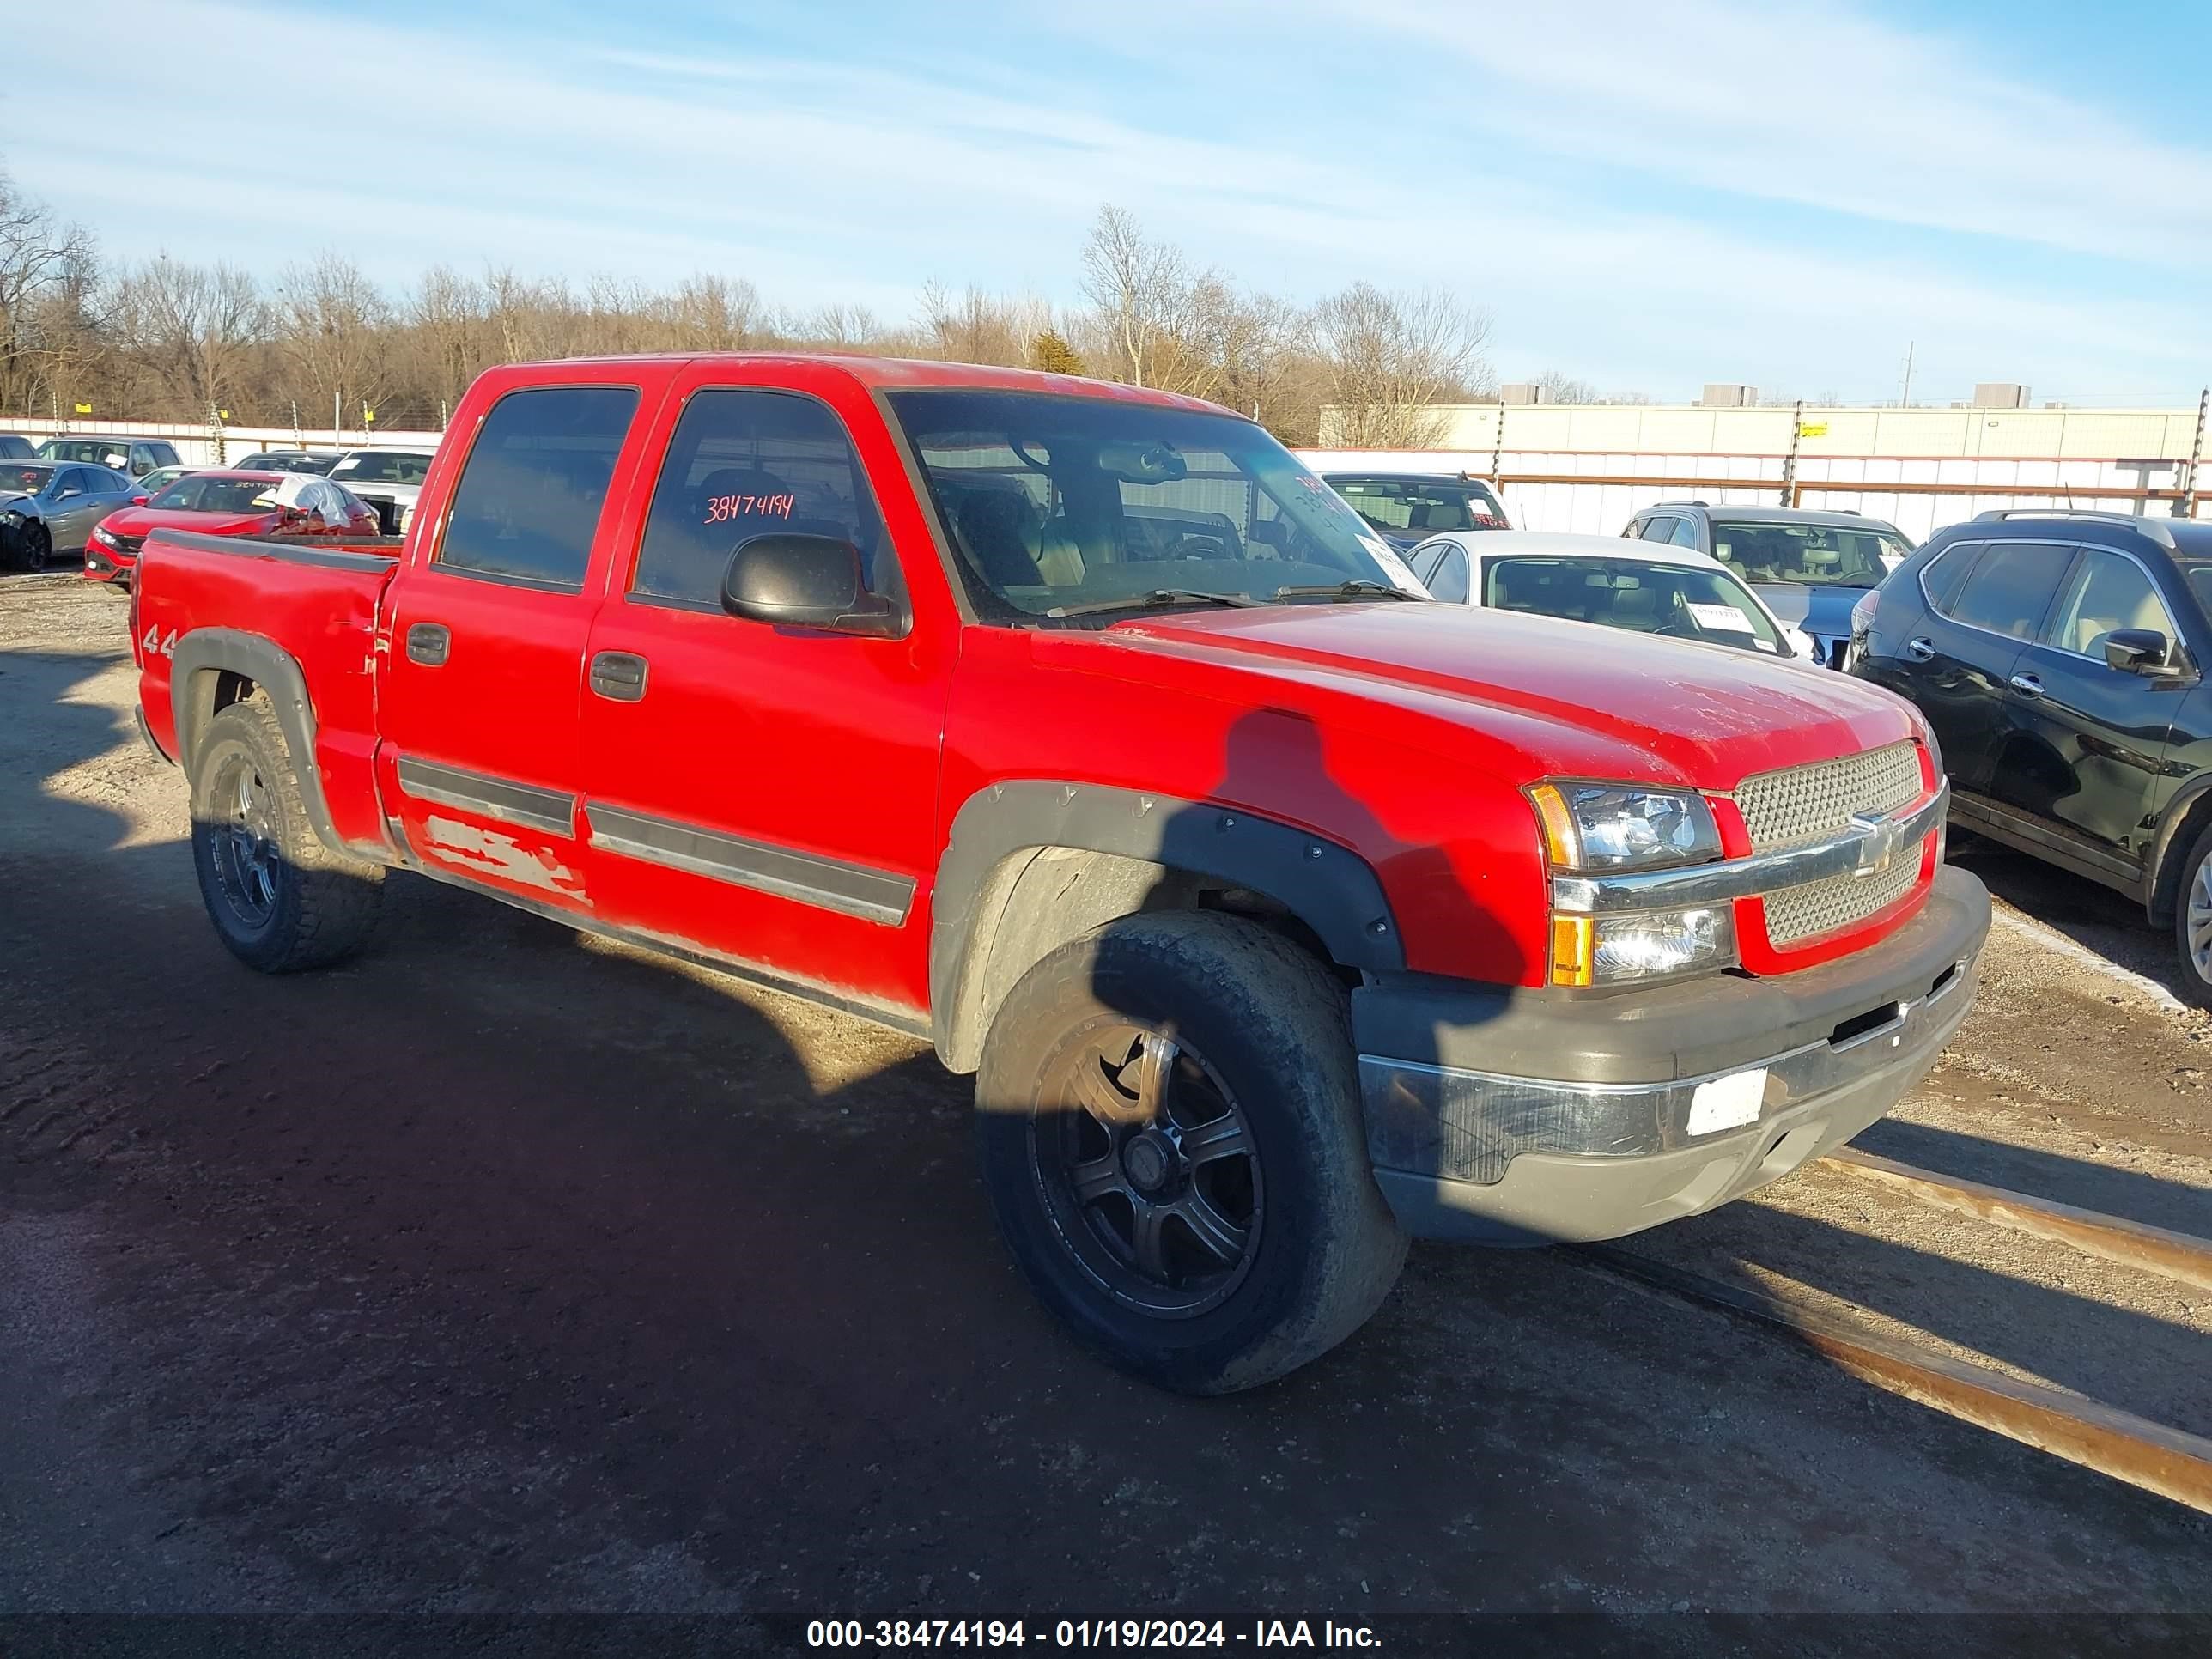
<box><xmin>798</xmin><ymin>301</ymin><xmax>884</xmax><ymax>350</ymax></box>
<box><xmin>273</xmin><ymin>252</ymin><xmax>392</xmax><ymax>427</ymax></box>
<box><xmin>1533</xmin><ymin>369</ymin><xmax>1596</xmax><ymax>404</ymax></box>
<box><xmin>660</xmin><ymin>274</ymin><xmax>765</xmax><ymax>351</ymax></box>
<box><xmin>0</xmin><ymin>170</ymin><xmax>98</xmax><ymax>416</ymax></box>
<box><xmin>1079</xmin><ymin>205</ymin><xmax>1201</xmax><ymax>389</ymax></box>
<box><xmin>406</xmin><ymin>265</ymin><xmax>485</xmax><ymax>416</ymax></box>
<box><xmin>1309</xmin><ymin>282</ymin><xmax>1492</xmax><ymax>447</ymax></box>
<box><xmin>106</xmin><ymin>256</ymin><xmax>264</xmax><ymax>419</ymax></box>
<box><xmin>920</xmin><ymin>282</ymin><xmax>1043</xmax><ymax>367</ymax></box>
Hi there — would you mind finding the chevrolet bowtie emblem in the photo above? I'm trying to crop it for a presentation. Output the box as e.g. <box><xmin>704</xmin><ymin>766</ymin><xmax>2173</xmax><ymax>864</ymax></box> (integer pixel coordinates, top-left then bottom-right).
<box><xmin>1850</xmin><ymin>812</ymin><xmax>1907</xmax><ymax>879</ymax></box>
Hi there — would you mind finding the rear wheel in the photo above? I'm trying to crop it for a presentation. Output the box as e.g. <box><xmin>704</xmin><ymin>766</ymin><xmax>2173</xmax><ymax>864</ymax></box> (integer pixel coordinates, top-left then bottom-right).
<box><xmin>190</xmin><ymin>695</ymin><xmax>385</xmax><ymax>973</ymax></box>
<box><xmin>975</xmin><ymin>911</ymin><xmax>1407</xmax><ymax>1394</ymax></box>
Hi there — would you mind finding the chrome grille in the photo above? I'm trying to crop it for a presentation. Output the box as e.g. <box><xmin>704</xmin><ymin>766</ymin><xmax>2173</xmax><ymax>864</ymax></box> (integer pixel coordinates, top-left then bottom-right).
<box><xmin>1762</xmin><ymin>851</ymin><xmax>1920</xmax><ymax>946</ymax></box>
<box><xmin>1734</xmin><ymin>741</ymin><xmax>1922</xmax><ymax>854</ymax></box>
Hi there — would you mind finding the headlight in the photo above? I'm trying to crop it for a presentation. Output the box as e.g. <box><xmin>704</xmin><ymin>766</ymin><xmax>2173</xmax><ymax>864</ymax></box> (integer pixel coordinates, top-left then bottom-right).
<box><xmin>1531</xmin><ymin>781</ymin><xmax>1733</xmax><ymax>987</ymax></box>
<box><xmin>1528</xmin><ymin>782</ymin><xmax>1721</xmax><ymax>872</ymax></box>
<box><xmin>1548</xmin><ymin>906</ymin><xmax>1736</xmax><ymax>988</ymax></box>
<box><xmin>89</xmin><ymin>524</ymin><xmax>115</xmax><ymax>548</ymax></box>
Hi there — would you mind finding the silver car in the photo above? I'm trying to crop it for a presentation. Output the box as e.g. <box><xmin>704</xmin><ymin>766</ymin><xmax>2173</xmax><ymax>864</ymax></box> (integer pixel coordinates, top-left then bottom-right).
<box><xmin>1</xmin><ymin>462</ymin><xmax>142</xmax><ymax>571</ymax></box>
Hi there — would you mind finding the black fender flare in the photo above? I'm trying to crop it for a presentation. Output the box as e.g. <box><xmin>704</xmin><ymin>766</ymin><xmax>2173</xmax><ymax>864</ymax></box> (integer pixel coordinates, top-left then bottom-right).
<box><xmin>928</xmin><ymin>780</ymin><xmax>1404</xmax><ymax>1068</ymax></box>
<box><xmin>169</xmin><ymin>628</ymin><xmax>353</xmax><ymax>862</ymax></box>
<box><xmin>2144</xmin><ymin>772</ymin><xmax>2212</xmax><ymax>922</ymax></box>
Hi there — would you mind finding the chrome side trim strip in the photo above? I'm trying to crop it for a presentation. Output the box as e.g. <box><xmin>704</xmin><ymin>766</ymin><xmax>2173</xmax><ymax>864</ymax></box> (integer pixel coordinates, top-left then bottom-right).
<box><xmin>396</xmin><ymin>756</ymin><xmax>577</xmax><ymax>836</ymax></box>
<box><xmin>587</xmin><ymin>803</ymin><xmax>915</xmax><ymax>927</ymax></box>
<box><xmin>1553</xmin><ymin>781</ymin><xmax>1948</xmax><ymax>916</ymax></box>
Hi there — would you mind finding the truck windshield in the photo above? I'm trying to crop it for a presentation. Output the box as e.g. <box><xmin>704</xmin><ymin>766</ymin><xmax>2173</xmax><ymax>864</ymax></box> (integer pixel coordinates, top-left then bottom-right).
<box><xmin>1331</xmin><ymin>477</ymin><xmax>1508</xmax><ymax>537</ymax></box>
<box><xmin>1484</xmin><ymin>556</ymin><xmax>1785</xmax><ymax>653</ymax></box>
<box><xmin>887</xmin><ymin>389</ymin><xmax>1425</xmax><ymax>620</ymax></box>
<box><xmin>1709</xmin><ymin>520</ymin><xmax>1909</xmax><ymax>588</ymax></box>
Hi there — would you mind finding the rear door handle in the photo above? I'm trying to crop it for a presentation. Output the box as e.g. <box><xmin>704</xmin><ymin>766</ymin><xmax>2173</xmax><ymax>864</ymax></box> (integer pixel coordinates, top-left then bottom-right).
<box><xmin>2008</xmin><ymin>672</ymin><xmax>2044</xmax><ymax>699</ymax></box>
<box><xmin>589</xmin><ymin>651</ymin><xmax>649</xmax><ymax>702</ymax></box>
<box><xmin>405</xmin><ymin>623</ymin><xmax>449</xmax><ymax>666</ymax></box>
<box><xmin>1903</xmin><ymin>637</ymin><xmax>1935</xmax><ymax>663</ymax></box>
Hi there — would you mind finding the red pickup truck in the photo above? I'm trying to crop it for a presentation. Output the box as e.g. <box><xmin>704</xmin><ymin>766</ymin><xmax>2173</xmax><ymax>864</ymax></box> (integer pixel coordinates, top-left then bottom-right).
<box><xmin>130</xmin><ymin>355</ymin><xmax>1990</xmax><ymax>1393</ymax></box>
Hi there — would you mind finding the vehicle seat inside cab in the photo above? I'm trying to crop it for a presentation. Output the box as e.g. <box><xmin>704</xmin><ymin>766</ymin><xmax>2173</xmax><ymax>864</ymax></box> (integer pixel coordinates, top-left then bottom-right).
<box><xmin>2064</xmin><ymin>560</ymin><xmax>2168</xmax><ymax>655</ymax></box>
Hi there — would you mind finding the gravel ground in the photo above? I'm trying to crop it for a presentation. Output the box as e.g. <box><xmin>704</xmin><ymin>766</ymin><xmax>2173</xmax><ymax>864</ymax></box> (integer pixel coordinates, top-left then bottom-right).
<box><xmin>2</xmin><ymin>573</ymin><xmax>2207</xmax><ymax>1650</ymax></box>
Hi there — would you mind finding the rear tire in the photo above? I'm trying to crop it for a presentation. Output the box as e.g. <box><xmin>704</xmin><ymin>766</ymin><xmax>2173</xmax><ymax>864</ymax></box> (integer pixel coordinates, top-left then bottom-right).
<box><xmin>975</xmin><ymin>911</ymin><xmax>1407</xmax><ymax>1394</ymax></box>
<box><xmin>189</xmin><ymin>695</ymin><xmax>384</xmax><ymax>973</ymax></box>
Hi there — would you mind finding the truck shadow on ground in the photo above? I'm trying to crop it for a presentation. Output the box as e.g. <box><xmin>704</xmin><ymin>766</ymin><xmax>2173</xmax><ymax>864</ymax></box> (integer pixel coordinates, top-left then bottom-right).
<box><xmin>4</xmin><ymin>643</ymin><xmax>2209</xmax><ymax>1620</ymax></box>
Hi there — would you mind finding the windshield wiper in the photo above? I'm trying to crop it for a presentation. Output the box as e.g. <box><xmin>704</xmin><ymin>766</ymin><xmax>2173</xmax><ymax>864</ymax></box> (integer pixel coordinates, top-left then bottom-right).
<box><xmin>1272</xmin><ymin>580</ymin><xmax>1426</xmax><ymax>602</ymax></box>
<box><xmin>1045</xmin><ymin>587</ymin><xmax>1262</xmax><ymax>618</ymax></box>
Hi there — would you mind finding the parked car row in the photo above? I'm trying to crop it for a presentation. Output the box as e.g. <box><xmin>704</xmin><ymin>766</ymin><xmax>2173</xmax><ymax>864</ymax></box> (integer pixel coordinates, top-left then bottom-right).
<box><xmin>1302</xmin><ymin>465</ymin><xmax>2212</xmax><ymax>1002</ymax></box>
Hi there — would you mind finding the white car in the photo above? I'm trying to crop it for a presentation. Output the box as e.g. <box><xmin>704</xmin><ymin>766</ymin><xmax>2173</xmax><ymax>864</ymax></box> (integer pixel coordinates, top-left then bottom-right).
<box><xmin>325</xmin><ymin>447</ymin><xmax>435</xmax><ymax>535</ymax></box>
<box><xmin>1404</xmin><ymin>529</ymin><xmax>1821</xmax><ymax>664</ymax></box>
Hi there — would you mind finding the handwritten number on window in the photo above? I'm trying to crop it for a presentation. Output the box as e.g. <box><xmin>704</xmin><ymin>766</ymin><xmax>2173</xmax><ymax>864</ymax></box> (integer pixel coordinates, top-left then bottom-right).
<box><xmin>704</xmin><ymin>493</ymin><xmax>796</xmax><ymax>525</ymax></box>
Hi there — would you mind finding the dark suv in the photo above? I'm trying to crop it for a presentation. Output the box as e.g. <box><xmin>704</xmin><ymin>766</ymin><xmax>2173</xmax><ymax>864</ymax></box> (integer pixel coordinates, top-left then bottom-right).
<box><xmin>1622</xmin><ymin>502</ymin><xmax>1913</xmax><ymax>668</ymax></box>
<box><xmin>1850</xmin><ymin>508</ymin><xmax>2212</xmax><ymax>1000</ymax></box>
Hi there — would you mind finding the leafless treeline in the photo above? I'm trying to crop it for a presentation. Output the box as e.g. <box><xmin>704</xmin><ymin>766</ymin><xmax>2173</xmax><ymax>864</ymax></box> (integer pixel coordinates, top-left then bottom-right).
<box><xmin>0</xmin><ymin>171</ymin><xmax>1496</xmax><ymax>445</ymax></box>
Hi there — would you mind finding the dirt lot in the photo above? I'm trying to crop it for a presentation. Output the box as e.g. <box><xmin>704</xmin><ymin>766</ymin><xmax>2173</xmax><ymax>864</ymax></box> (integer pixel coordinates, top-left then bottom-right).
<box><xmin>2</xmin><ymin>574</ymin><xmax>2208</xmax><ymax>1650</ymax></box>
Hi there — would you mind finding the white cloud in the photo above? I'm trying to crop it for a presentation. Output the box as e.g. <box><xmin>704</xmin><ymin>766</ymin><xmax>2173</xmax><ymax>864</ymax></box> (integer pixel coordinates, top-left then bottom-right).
<box><xmin>1297</xmin><ymin>0</ymin><xmax>2212</xmax><ymax>267</ymax></box>
<box><xmin>0</xmin><ymin>0</ymin><xmax>2202</xmax><ymax>401</ymax></box>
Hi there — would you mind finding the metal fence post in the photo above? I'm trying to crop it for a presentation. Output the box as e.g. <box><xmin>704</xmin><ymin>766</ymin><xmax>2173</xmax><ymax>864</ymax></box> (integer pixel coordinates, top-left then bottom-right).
<box><xmin>2184</xmin><ymin>387</ymin><xmax>2208</xmax><ymax>520</ymax></box>
<box><xmin>1782</xmin><ymin>400</ymin><xmax>1803</xmax><ymax>507</ymax></box>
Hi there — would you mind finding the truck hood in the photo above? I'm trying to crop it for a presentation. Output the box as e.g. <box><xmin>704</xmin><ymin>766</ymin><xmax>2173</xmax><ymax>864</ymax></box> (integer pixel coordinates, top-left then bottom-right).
<box><xmin>1108</xmin><ymin>601</ymin><xmax>1919</xmax><ymax>791</ymax></box>
<box><xmin>104</xmin><ymin>507</ymin><xmax>280</xmax><ymax>540</ymax></box>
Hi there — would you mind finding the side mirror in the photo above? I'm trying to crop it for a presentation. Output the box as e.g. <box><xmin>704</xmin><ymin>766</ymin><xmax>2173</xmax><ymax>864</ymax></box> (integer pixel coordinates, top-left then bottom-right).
<box><xmin>2103</xmin><ymin>628</ymin><xmax>2172</xmax><ymax>675</ymax></box>
<box><xmin>720</xmin><ymin>532</ymin><xmax>896</xmax><ymax>635</ymax></box>
<box><xmin>131</xmin><ymin>495</ymin><xmax>149</xmax><ymax>507</ymax></box>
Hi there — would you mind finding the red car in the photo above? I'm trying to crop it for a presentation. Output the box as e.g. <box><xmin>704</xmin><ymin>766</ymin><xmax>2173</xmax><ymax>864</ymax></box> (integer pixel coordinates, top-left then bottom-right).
<box><xmin>83</xmin><ymin>469</ymin><xmax>380</xmax><ymax>586</ymax></box>
<box><xmin>127</xmin><ymin>355</ymin><xmax>1989</xmax><ymax>1393</ymax></box>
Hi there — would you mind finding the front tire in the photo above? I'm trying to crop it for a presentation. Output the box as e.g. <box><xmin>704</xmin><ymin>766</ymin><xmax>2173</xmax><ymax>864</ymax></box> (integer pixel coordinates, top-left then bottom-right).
<box><xmin>2172</xmin><ymin>822</ymin><xmax>2212</xmax><ymax>1010</ymax></box>
<box><xmin>190</xmin><ymin>695</ymin><xmax>385</xmax><ymax>973</ymax></box>
<box><xmin>975</xmin><ymin>912</ymin><xmax>1407</xmax><ymax>1394</ymax></box>
<box><xmin>15</xmin><ymin>522</ymin><xmax>50</xmax><ymax>573</ymax></box>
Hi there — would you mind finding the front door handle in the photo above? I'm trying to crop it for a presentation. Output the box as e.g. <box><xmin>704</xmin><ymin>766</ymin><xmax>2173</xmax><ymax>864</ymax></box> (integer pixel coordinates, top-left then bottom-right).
<box><xmin>405</xmin><ymin>623</ymin><xmax>449</xmax><ymax>666</ymax></box>
<box><xmin>1904</xmin><ymin>636</ymin><xmax>1935</xmax><ymax>663</ymax></box>
<box><xmin>589</xmin><ymin>651</ymin><xmax>649</xmax><ymax>702</ymax></box>
<box><xmin>2008</xmin><ymin>672</ymin><xmax>2044</xmax><ymax>699</ymax></box>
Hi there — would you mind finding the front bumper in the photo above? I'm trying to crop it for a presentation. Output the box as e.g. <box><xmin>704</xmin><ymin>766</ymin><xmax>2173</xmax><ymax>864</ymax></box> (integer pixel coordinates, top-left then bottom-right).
<box><xmin>82</xmin><ymin>545</ymin><xmax>128</xmax><ymax>583</ymax></box>
<box><xmin>1356</xmin><ymin>864</ymin><xmax>1990</xmax><ymax>1244</ymax></box>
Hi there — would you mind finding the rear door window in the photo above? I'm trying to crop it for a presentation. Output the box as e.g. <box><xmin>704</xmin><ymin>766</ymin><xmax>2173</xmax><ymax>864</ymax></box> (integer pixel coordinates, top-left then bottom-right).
<box><xmin>1638</xmin><ymin>515</ymin><xmax>1679</xmax><ymax>542</ymax></box>
<box><xmin>1919</xmin><ymin>540</ymin><xmax>1982</xmax><ymax>612</ymax></box>
<box><xmin>629</xmin><ymin>388</ymin><xmax>888</xmax><ymax>606</ymax></box>
<box><xmin>1668</xmin><ymin>519</ymin><xmax>1701</xmax><ymax>550</ymax></box>
<box><xmin>1428</xmin><ymin>544</ymin><xmax>1470</xmax><ymax>603</ymax></box>
<box><xmin>437</xmin><ymin>386</ymin><xmax>639</xmax><ymax>588</ymax></box>
<box><xmin>1945</xmin><ymin>541</ymin><xmax>2075</xmax><ymax>640</ymax></box>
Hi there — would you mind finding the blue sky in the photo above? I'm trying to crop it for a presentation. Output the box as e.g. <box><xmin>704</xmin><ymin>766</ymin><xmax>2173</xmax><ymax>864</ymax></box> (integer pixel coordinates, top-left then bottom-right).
<box><xmin>6</xmin><ymin>0</ymin><xmax>2209</xmax><ymax>405</ymax></box>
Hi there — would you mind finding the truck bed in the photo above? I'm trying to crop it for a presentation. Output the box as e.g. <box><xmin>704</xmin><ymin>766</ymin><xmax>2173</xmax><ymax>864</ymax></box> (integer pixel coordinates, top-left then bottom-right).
<box><xmin>134</xmin><ymin>527</ymin><xmax>404</xmax><ymax>854</ymax></box>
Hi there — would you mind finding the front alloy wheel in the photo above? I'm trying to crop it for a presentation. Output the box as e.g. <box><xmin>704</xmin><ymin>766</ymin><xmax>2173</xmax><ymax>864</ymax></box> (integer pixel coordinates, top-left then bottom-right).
<box><xmin>1030</xmin><ymin>1023</ymin><xmax>1262</xmax><ymax>1317</ymax></box>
